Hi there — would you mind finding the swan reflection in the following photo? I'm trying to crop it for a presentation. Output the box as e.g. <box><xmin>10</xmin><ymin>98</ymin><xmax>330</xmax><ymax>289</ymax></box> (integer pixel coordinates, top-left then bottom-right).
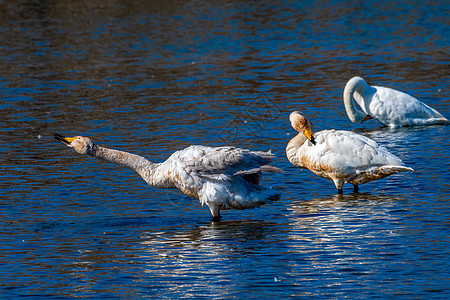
<box><xmin>136</xmin><ymin>219</ymin><xmax>289</xmax><ymax>286</ymax></box>
<box><xmin>352</xmin><ymin>125</ymin><xmax>446</xmax><ymax>148</ymax></box>
<box><xmin>287</xmin><ymin>193</ymin><xmax>406</xmax><ymax>243</ymax></box>
<box><xmin>139</xmin><ymin>219</ymin><xmax>284</xmax><ymax>255</ymax></box>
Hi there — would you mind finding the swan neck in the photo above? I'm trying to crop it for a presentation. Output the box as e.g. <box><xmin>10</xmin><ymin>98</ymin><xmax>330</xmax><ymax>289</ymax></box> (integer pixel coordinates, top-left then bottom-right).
<box><xmin>90</xmin><ymin>144</ymin><xmax>160</xmax><ymax>184</ymax></box>
<box><xmin>286</xmin><ymin>134</ymin><xmax>307</xmax><ymax>165</ymax></box>
<box><xmin>343</xmin><ymin>78</ymin><xmax>369</xmax><ymax>123</ymax></box>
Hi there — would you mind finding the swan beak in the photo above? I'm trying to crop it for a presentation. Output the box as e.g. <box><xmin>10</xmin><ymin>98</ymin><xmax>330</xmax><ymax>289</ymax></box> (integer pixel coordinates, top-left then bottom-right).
<box><xmin>303</xmin><ymin>128</ymin><xmax>316</xmax><ymax>145</ymax></box>
<box><xmin>362</xmin><ymin>114</ymin><xmax>373</xmax><ymax>122</ymax></box>
<box><xmin>54</xmin><ymin>133</ymin><xmax>76</xmax><ymax>146</ymax></box>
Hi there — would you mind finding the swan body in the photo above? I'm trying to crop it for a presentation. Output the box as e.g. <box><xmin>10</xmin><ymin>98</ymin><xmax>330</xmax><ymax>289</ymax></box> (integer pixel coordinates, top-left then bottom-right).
<box><xmin>286</xmin><ymin>111</ymin><xmax>413</xmax><ymax>193</ymax></box>
<box><xmin>54</xmin><ymin>133</ymin><xmax>281</xmax><ymax>220</ymax></box>
<box><xmin>343</xmin><ymin>76</ymin><xmax>448</xmax><ymax>127</ymax></box>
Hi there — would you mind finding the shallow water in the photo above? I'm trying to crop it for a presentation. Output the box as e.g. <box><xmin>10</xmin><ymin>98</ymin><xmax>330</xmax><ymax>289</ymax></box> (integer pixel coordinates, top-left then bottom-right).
<box><xmin>0</xmin><ymin>0</ymin><xmax>449</xmax><ymax>298</ymax></box>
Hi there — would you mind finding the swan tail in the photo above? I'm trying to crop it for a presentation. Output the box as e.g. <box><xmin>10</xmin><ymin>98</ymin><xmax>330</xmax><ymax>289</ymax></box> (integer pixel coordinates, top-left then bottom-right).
<box><xmin>348</xmin><ymin>165</ymin><xmax>413</xmax><ymax>185</ymax></box>
<box><xmin>260</xmin><ymin>165</ymin><xmax>284</xmax><ymax>173</ymax></box>
<box><xmin>381</xmin><ymin>165</ymin><xmax>414</xmax><ymax>173</ymax></box>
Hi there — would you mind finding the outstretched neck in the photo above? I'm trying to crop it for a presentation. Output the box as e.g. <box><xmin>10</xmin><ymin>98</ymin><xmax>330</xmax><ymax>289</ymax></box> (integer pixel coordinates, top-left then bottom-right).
<box><xmin>90</xmin><ymin>144</ymin><xmax>151</xmax><ymax>170</ymax></box>
<box><xmin>286</xmin><ymin>133</ymin><xmax>307</xmax><ymax>166</ymax></box>
<box><xmin>89</xmin><ymin>144</ymin><xmax>167</xmax><ymax>186</ymax></box>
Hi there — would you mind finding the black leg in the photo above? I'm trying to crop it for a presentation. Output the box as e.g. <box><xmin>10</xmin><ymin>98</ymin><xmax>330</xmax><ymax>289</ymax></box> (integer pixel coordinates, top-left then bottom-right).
<box><xmin>211</xmin><ymin>215</ymin><xmax>222</xmax><ymax>222</ymax></box>
<box><xmin>337</xmin><ymin>188</ymin><xmax>343</xmax><ymax>194</ymax></box>
<box><xmin>353</xmin><ymin>185</ymin><xmax>359</xmax><ymax>193</ymax></box>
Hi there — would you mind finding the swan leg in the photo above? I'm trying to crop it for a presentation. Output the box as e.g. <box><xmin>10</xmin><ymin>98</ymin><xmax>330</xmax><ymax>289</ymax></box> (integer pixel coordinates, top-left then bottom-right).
<box><xmin>211</xmin><ymin>214</ymin><xmax>222</xmax><ymax>222</ymax></box>
<box><xmin>353</xmin><ymin>184</ymin><xmax>359</xmax><ymax>193</ymax></box>
<box><xmin>208</xmin><ymin>204</ymin><xmax>221</xmax><ymax>222</ymax></box>
<box><xmin>332</xmin><ymin>178</ymin><xmax>345</xmax><ymax>194</ymax></box>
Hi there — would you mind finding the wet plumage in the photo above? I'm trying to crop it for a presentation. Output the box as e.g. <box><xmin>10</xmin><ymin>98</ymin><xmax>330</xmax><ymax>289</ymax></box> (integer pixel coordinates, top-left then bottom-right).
<box><xmin>54</xmin><ymin>133</ymin><xmax>280</xmax><ymax>220</ymax></box>
<box><xmin>286</xmin><ymin>111</ymin><xmax>413</xmax><ymax>193</ymax></box>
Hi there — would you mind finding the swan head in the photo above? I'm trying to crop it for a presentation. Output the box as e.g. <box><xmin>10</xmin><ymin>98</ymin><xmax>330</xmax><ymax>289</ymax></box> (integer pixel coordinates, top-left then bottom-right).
<box><xmin>54</xmin><ymin>133</ymin><xmax>95</xmax><ymax>155</ymax></box>
<box><xmin>289</xmin><ymin>111</ymin><xmax>316</xmax><ymax>145</ymax></box>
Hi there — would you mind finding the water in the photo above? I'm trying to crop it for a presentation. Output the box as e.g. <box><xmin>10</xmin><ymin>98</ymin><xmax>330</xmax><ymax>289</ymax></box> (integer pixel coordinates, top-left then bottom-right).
<box><xmin>1</xmin><ymin>0</ymin><xmax>449</xmax><ymax>298</ymax></box>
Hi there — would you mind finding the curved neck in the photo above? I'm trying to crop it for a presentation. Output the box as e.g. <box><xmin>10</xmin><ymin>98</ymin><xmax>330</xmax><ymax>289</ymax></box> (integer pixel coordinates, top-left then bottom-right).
<box><xmin>89</xmin><ymin>144</ymin><xmax>165</xmax><ymax>186</ymax></box>
<box><xmin>343</xmin><ymin>77</ymin><xmax>370</xmax><ymax>123</ymax></box>
<box><xmin>286</xmin><ymin>134</ymin><xmax>307</xmax><ymax>166</ymax></box>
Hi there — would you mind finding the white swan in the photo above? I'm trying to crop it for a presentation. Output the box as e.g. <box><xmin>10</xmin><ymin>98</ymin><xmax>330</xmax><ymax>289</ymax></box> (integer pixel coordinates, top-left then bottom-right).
<box><xmin>343</xmin><ymin>76</ymin><xmax>448</xmax><ymax>127</ymax></box>
<box><xmin>286</xmin><ymin>111</ymin><xmax>413</xmax><ymax>193</ymax></box>
<box><xmin>54</xmin><ymin>133</ymin><xmax>281</xmax><ymax>220</ymax></box>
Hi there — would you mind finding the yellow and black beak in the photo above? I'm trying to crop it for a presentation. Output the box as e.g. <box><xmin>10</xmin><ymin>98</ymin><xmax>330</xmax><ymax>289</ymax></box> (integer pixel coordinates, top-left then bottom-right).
<box><xmin>54</xmin><ymin>133</ymin><xmax>76</xmax><ymax>146</ymax></box>
<box><xmin>303</xmin><ymin>128</ymin><xmax>316</xmax><ymax>145</ymax></box>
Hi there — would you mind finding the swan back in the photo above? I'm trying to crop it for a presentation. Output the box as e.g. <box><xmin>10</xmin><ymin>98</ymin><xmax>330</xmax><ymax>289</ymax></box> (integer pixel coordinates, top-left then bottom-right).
<box><xmin>311</xmin><ymin>130</ymin><xmax>405</xmax><ymax>169</ymax></box>
<box><xmin>369</xmin><ymin>85</ymin><xmax>448</xmax><ymax>126</ymax></box>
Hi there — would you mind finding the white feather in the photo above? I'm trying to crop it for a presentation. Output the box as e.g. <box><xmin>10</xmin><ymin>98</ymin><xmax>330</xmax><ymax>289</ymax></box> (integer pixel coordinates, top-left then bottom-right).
<box><xmin>343</xmin><ymin>76</ymin><xmax>448</xmax><ymax>127</ymax></box>
<box><xmin>286</xmin><ymin>112</ymin><xmax>413</xmax><ymax>192</ymax></box>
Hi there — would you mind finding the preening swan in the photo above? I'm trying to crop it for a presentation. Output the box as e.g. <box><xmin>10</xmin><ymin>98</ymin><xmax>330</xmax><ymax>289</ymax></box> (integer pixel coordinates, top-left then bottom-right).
<box><xmin>286</xmin><ymin>111</ymin><xmax>413</xmax><ymax>193</ymax></box>
<box><xmin>343</xmin><ymin>76</ymin><xmax>448</xmax><ymax>127</ymax></box>
<box><xmin>54</xmin><ymin>133</ymin><xmax>281</xmax><ymax>221</ymax></box>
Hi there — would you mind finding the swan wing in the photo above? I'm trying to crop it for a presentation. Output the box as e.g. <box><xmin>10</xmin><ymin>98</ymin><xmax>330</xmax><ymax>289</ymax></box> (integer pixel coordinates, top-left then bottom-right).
<box><xmin>311</xmin><ymin>130</ymin><xmax>404</xmax><ymax>170</ymax></box>
<box><xmin>169</xmin><ymin>146</ymin><xmax>277</xmax><ymax>180</ymax></box>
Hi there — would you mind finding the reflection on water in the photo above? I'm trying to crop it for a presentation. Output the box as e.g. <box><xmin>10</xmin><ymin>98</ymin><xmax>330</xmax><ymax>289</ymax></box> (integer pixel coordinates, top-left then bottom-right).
<box><xmin>285</xmin><ymin>192</ymin><xmax>446</xmax><ymax>296</ymax></box>
<box><xmin>1</xmin><ymin>0</ymin><xmax>449</xmax><ymax>298</ymax></box>
<box><xmin>288</xmin><ymin>193</ymin><xmax>405</xmax><ymax>243</ymax></box>
<box><xmin>141</xmin><ymin>220</ymin><xmax>284</xmax><ymax>256</ymax></box>
<box><xmin>353</xmin><ymin>124</ymin><xmax>446</xmax><ymax>149</ymax></box>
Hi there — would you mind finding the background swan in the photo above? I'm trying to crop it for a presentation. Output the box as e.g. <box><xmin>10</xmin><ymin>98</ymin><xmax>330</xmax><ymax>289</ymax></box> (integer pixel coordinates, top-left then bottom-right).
<box><xmin>286</xmin><ymin>111</ymin><xmax>413</xmax><ymax>193</ymax></box>
<box><xmin>54</xmin><ymin>133</ymin><xmax>281</xmax><ymax>220</ymax></box>
<box><xmin>343</xmin><ymin>76</ymin><xmax>448</xmax><ymax>127</ymax></box>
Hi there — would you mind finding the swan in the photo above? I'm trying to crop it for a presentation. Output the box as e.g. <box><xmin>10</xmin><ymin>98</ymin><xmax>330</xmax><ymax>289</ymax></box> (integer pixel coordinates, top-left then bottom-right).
<box><xmin>54</xmin><ymin>133</ymin><xmax>281</xmax><ymax>221</ymax></box>
<box><xmin>343</xmin><ymin>76</ymin><xmax>448</xmax><ymax>127</ymax></box>
<box><xmin>286</xmin><ymin>111</ymin><xmax>414</xmax><ymax>193</ymax></box>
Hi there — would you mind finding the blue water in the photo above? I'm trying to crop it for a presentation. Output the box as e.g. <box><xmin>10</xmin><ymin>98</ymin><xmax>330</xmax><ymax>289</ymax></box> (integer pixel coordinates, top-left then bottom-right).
<box><xmin>0</xmin><ymin>0</ymin><xmax>449</xmax><ymax>298</ymax></box>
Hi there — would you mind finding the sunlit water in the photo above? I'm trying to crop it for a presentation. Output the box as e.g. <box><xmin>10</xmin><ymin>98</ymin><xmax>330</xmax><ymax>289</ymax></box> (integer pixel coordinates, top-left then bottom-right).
<box><xmin>0</xmin><ymin>0</ymin><xmax>449</xmax><ymax>298</ymax></box>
